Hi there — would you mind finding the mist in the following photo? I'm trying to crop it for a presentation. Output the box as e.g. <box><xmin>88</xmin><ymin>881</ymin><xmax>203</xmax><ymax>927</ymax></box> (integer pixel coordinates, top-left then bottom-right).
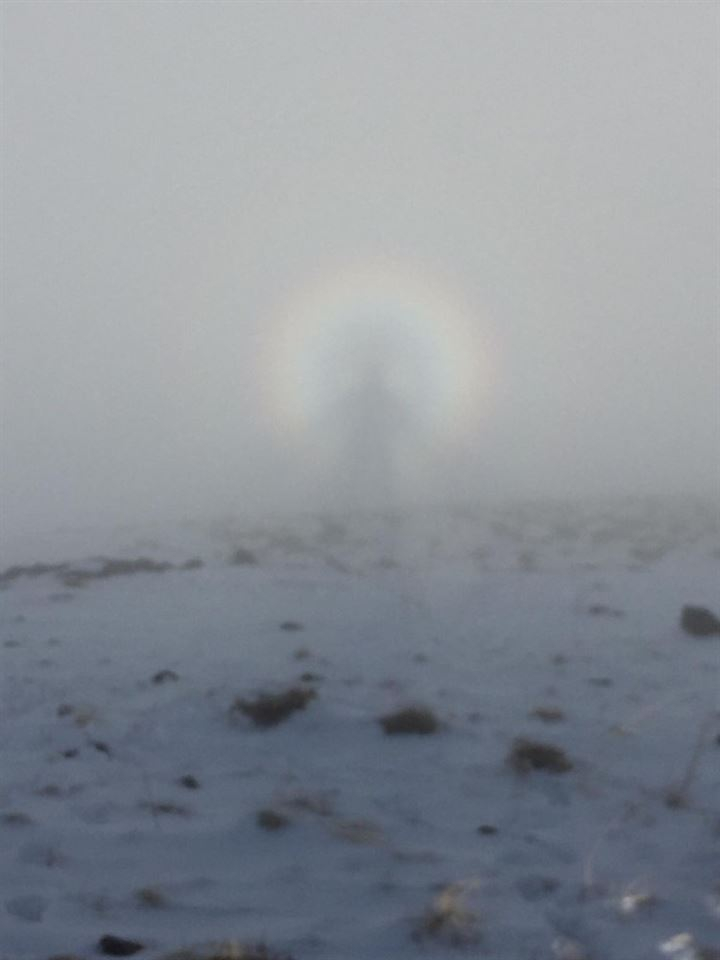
<box><xmin>2</xmin><ymin>0</ymin><xmax>718</xmax><ymax>543</ymax></box>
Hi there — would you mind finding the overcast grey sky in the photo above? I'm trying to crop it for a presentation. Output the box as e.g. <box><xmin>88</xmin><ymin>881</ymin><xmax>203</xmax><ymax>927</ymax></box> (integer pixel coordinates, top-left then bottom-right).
<box><xmin>2</xmin><ymin>0</ymin><xmax>718</xmax><ymax>537</ymax></box>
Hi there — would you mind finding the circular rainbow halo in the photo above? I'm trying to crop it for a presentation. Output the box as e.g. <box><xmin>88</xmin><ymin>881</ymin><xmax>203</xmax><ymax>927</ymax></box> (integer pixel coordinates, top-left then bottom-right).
<box><xmin>265</xmin><ymin>261</ymin><xmax>495</xmax><ymax>444</ymax></box>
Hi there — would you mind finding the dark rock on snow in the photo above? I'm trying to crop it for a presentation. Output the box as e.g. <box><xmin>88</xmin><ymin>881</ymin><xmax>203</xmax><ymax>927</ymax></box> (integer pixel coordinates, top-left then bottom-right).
<box><xmin>152</xmin><ymin>669</ymin><xmax>179</xmax><ymax>685</ymax></box>
<box><xmin>507</xmin><ymin>737</ymin><xmax>573</xmax><ymax>774</ymax></box>
<box><xmin>681</xmin><ymin>605</ymin><xmax>720</xmax><ymax>637</ymax></box>
<box><xmin>257</xmin><ymin>808</ymin><xmax>290</xmax><ymax>830</ymax></box>
<box><xmin>379</xmin><ymin>706</ymin><xmax>439</xmax><ymax>735</ymax></box>
<box><xmin>229</xmin><ymin>547</ymin><xmax>258</xmax><ymax>566</ymax></box>
<box><xmin>97</xmin><ymin>934</ymin><xmax>144</xmax><ymax>956</ymax></box>
<box><xmin>178</xmin><ymin>774</ymin><xmax>200</xmax><ymax>789</ymax></box>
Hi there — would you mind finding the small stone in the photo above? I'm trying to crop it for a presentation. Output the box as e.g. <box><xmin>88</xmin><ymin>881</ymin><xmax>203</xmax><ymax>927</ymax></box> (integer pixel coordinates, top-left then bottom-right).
<box><xmin>507</xmin><ymin>738</ymin><xmax>573</xmax><ymax>774</ymax></box>
<box><xmin>228</xmin><ymin>547</ymin><xmax>258</xmax><ymax>566</ymax></box>
<box><xmin>97</xmin><ymin>934</ymin><xmax>144</xmax><ymax>956</ymax></box>
<box><xmin>378</xmin><ymin>706</ymin><xmax>439</xmax><ymax>735</ymax></box>
<box><xmin>665</xmin><ymin>789</ymin><xmax>688</xmax><ymax>809</ymax></box>
<box><xmin>178</xmin><ymin>774</ymin><xmax>200</xmax><ymax>790</ymax></box>
<box><xmin>257</xmin><ymin>808</ymin><xmax>290</xmax><ymax>831</ymax></box>
<box><xmin>681</xmin><ymin>605</ymin><xmax>720</xmax><ymax>637</ymax></box>
<box><xmin>1</xmin><ymin>810</ymin><xmax>33</xmax><ymax>826</ymax></box>
<box><xmin>6</xmin><ymin>894</ymin><xmax>48</xmax><ymax>922</ymax></box>
<box><xmin>152</xmin><ymin>669</ymin><xmax>179</xmax><ymax>685</ymax></box>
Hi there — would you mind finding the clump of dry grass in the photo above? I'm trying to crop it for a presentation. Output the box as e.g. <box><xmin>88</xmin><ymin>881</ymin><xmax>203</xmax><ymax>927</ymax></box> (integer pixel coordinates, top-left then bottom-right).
<box><xmin>587</xmin><ymin>603</ymin><xmax>624</xmax><ymax>618</ymax></box>
<box><xmin>664</xmin><ymin>713</ymin><xmax>717</xmax><ymax>809</ymax></box>
<box><xmin>161</xmin><ymin>942</ymin><xmax>295</xmax><ymax>960</ymax></box>
<box><xmin>517</xmin><ymin>550</ymin><xmax>539</xmax><ymax>571</ymax></box>
<box><xmin>0</xmin><ymin>561</ymin><xmax>71</xmax><ymax>583</ymax></box>
<box><xmin>21</xmin><ymin>845</ymin><xmax>65</xmax><ymax>868</ymax></box>
<box><xmin>228</xmin><ymin>547</ymin><xmax>258</xmax><ymax>566</ymax></box>
<box><xmin>664</xmin><ymin>789</ymin><xmax>689</xmax><ymax>810</ymax></box>
<box><xmin>231</xmin><ymin>687</ymin><xmax>317</xmax><ymax>728</ymax></box>
<box><xmin>412</xmin><ymin>882</ymin><xmax>481</xmax><ymax>947</ymax></box>
<box><xmin>530</xmin><ymin>706</ymin><xmax>566</xmax><ymax>723</ymax></box>
<box><xmin>152</xmin><ymin>669</ymin><xmax>179</xmax><ymax>685</ymax></box>
<box><xmin>178</xmin><ymin>774</ymin><xmax>200</xmax><ymax>790</ymax></box>
<box><xmin>61</xmin><ymin>556</ymin><xmax>199</xmax><ymax>588</ymax></box>
<box><xmin>57</xmin><ymin>703</ymin><xmax>98</xmax><ymax>727</ymax></box>
<box><xmin>379</xmin><ymin>705</ymin><xmax>439</xmax><ymax>735</ymax></box>
<box><xmin>1</xmin><ymin>810</ymin><xmax>33</xmax><ymax>827</ymax></box>
<box><xmin>477</xmin><ymin>824</ymin><xmax>497</xmax><ymax>836</ymax></box>
<box><xmin>280</xmin><ymin>789</ymin><xmax>336</xmax><ymax>818</ymax></box>
<box><xmin>256</xmin><ymin>809</ymin><xmax>290</xmax><ymax>831</ymax></box>
<box><xmin>329</xmin><ymin>818</ymin><xmax>386</xmax><ymax>846</ymax></box>
<box><xmin>140</xmin><ymin>801</ymin><xmax>191</xmax><ymax>817</ymax></box>
<box><xmin>135</xmin><ymin>886</ymin><xmax>167</xmax><ymax>908</ymax></box>
<box><xmin>36</xmin><ymin>784</ymin><xmax>64</xmax><ymax>798</ymax></box>
<box><xmin>299</xmin><ymin>671</ymin><xmax>323</xmax><ymax>684</ymax></box>
<box><xmin>507</xmin><ymin>737</ymin><xmax>573</xmax><ymax>774</ymax></box>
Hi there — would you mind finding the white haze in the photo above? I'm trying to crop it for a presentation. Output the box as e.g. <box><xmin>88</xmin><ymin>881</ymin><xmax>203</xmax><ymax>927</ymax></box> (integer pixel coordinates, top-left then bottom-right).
<box><xmin>2</xmin><ymin>0</ymin><xmax>718</xmax><ymax>543</ymax></box>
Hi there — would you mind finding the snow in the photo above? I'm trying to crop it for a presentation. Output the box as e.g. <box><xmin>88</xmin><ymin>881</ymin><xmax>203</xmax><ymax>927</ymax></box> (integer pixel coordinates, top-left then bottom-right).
<box><xmin>1</xmin><ymin>498</ymin><xmax>718</xmax><ymax>959</ymax></box>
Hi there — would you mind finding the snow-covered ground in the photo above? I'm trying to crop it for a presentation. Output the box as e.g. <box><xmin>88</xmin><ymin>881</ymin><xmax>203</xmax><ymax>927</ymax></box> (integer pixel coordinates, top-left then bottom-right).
<box><xmin>1</xmin><ymin>498</ymin><xmax>718</xmax><ymax>960</ymax></box>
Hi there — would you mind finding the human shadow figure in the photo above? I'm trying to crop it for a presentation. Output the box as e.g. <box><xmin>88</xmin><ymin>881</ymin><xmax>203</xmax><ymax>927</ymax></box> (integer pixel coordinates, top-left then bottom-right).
<box><xmin>327</xmin><ymin>344</ymin><xmax>409</xmax><ymax>518</ymax></box>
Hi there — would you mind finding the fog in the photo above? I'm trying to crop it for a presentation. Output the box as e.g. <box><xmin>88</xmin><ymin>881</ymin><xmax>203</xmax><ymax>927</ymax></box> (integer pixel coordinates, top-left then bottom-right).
<box><xmin>2</xmin><ymin>0</ymin><xmax>718</xmax><ymax>542</ymax></box>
